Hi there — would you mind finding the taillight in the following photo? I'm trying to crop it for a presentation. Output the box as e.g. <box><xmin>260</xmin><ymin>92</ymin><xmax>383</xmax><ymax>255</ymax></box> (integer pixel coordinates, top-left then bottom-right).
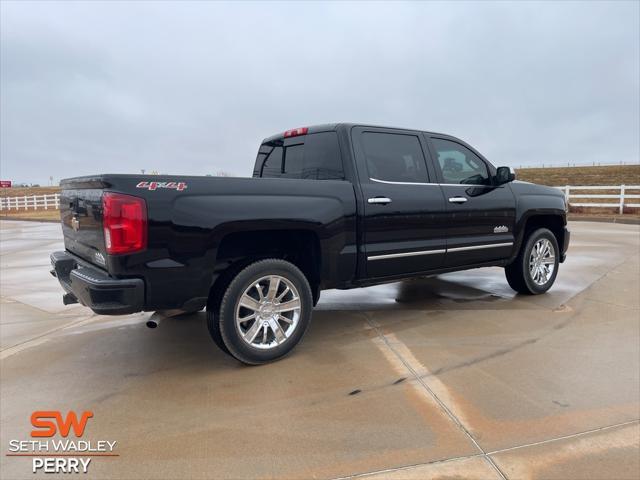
<box><xmin>102</xmin><ymin>192</ymin><xmax>147</xmax><ymax>255</ymax></box>
<box><xmin>283</xmin><ymin>127</ymin><xmax>308</xmax><ymax>138</ymax></box>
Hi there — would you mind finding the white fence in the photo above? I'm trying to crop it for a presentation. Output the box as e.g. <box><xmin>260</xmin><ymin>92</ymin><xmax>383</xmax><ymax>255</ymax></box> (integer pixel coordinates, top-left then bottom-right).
<box><xmin>0</xmin><ymin>193</ymin><xmax>60</xmax><ymax>211</ymax></box>
<box><xmin>0</xmin><ymin>186</ymin><xmax>639</xmax><ymax>214</ymax></box>
<box><xmin>556</xmin><ymin>185</ymin><xmax>640</xmax><ymax>214</ymax></box>
<box><xmin>517</xmin><ymin>161</ymin><xmax>639</xmax><ymax>169</ymax></box>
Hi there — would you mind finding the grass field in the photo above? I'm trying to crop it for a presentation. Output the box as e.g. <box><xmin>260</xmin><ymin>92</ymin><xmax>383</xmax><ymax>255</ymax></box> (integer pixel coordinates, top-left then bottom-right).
<box><xmin>515</xmin><ymin>165</ymin><xmax>640</xmax><ymax>186</ymax></box>
<box><xmin>0</xmin><ymin>186</ymin><xmax>61</xmax><ymax>197</ymax></box>
<box><xmin>515</xmin><ymin>165</ymin><xmax>640</xmax><ymax>215</ymax></box>
<box><xmin>0</xmin><ymin>209</ymin><xmax>60</xmax><ymax>221</ymax></box>
<box><xmin>1</xmin><ymin>187</ymin><xmax>63</xmax><ymax>221</ymax></box>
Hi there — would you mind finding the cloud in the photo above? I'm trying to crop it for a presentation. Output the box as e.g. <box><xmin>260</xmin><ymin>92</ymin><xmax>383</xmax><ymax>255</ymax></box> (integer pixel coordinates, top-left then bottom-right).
<box><xmin>1</xmin><ymin>1</ymin><xmax>638</xmax><ymax>184</ymax></box>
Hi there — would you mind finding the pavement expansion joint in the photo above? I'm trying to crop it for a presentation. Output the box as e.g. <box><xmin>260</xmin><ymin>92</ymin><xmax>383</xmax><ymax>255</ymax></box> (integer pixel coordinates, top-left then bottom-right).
<box><xmin>331</xmin><ymin>453</ymin><xmax>487</xmax><ymax>479</ymax></box>
<box><xmin>335</xmin><ymin>420</ymin><xmax>640</xmax><ymax>479</ymax></box>
<box><xmin>360</xmin><ymin>311</ymin><xmax>509</xmax><ymax>480</ymax></box>
<box><xmin>485</xmin><ymin>418</ymin><xmax>640</xmax><ymax>456</ymax></box>
<box><xmin>0</xmin><ymin>314</ymin><xmax>99</xmax><ymax>358</ymax></box>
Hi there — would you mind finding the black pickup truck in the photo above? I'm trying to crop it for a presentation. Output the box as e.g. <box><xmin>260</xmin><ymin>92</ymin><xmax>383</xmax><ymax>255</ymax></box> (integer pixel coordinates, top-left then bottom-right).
<box><xmin>51</xmin><ymin>123</ymin><xmax>569</xmax><ymax>364</ymax></box>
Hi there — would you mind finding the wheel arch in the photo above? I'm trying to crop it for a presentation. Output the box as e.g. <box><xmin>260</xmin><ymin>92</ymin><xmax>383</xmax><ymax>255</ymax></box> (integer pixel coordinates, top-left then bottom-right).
<box><xmin>510</xmin><ymin>212</ymin><xmax>566</xmax><ymax>264</ymax></box>
<box><xmin>208</xmin><ymin>229</ymin><xmax>322</xmax><ymax>307</ymax></box>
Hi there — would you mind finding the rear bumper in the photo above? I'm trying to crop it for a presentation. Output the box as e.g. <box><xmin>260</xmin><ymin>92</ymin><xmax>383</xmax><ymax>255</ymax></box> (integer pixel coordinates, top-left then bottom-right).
<box><xmin>560</xmin><ymin>227</ymin><xmax>570</xmax><ymax>263</ymax></box>
<box><xmin>50</xmin><ymin>251</ymin><xmax>144</xmax><ymax>315</ymax></box>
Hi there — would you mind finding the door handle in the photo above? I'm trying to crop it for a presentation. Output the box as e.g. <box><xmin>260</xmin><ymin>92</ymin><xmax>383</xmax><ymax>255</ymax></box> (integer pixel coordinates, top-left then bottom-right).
<box><xmin>448</xmin><ymin>196</ymin><xmax>468</xmax><ymax>204</ymax></box>
<box><xmin>368</xmin><ymin>197</ymin><xmax>392</xmax><ymax>205</ymax></box>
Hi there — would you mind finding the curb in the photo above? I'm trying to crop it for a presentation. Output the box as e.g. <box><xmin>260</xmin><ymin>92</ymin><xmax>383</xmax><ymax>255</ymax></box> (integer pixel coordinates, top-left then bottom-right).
<box><xmin>0</xmin><ymin>217</ymin><xmax>59</xmax><ymax>224</ymax></box>
<box><xmin>569</xmin><ymin>215</ymin><xmax>640</xmax><ymax>225</ymax></box>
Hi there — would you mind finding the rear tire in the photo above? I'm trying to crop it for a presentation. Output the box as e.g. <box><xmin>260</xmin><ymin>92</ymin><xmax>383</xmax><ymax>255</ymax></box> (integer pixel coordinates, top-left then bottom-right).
<box><xmin>217</xmin><ymin>259</ymin><xmax>313</xmax><ymax>365</ymax></box>
<box><xmin>505</xmin><ymin>228</ymin><xmax>559</xmax><ymax>295</ymax></box>
<box><xmin>207</xmin><ymin>264</ymin><xmax>249</xmax><ymax>356</ymax></box>
<box><xmin>207</xmin><ymin>309</ymin><xmax>230</xmax><ymax>356</ymax></box>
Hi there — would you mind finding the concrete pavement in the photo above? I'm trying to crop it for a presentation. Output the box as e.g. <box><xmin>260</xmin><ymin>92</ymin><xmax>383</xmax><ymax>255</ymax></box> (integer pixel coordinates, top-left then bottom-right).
<box><xmin>1</xmin><ymin>220</ymin><xmax>638</xmax><ymax>479</ymax></box>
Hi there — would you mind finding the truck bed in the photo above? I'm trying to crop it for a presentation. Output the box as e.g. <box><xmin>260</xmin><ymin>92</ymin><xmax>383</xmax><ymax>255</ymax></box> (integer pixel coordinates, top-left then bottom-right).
<box><xmin>58</xmin><ymin>173</ymin><xmax>358</xmax><ymax>312</ymax></box>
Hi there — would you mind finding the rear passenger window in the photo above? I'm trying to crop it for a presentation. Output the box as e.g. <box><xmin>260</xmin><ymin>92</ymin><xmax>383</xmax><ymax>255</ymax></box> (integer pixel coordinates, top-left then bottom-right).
<box><xmin>259</xmin><ymin>132</ymin><xmax>344</xmax><ymax>180</ymax></box>
<box><xmin>361</xmin><ymin>132</ymin><xmax>428</xmax><ymax>183</ymax></box>
<box><xmin>291</xmin><ymin>132</ymin><xmax>343</xmax><ymax>180</ymax></box>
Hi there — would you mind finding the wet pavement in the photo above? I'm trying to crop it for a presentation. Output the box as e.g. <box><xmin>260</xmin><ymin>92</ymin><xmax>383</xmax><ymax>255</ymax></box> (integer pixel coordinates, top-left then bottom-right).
<box><xmin>1</xmin><ymin>220</ymin><xmax>638</xmax><ymax>479</ymax></box>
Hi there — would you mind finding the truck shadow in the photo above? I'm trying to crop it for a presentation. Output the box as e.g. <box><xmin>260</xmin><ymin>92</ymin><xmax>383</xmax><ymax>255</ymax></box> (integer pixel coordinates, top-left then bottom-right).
<box><xmin>130</xmin><ymin>272</ymin><xmax>567</xmax><ymax>371</ymax></box>
<box><xmin>315</xmin><ymin>274</ymin><xmax>547</xmax><ymax>312</ymax></box>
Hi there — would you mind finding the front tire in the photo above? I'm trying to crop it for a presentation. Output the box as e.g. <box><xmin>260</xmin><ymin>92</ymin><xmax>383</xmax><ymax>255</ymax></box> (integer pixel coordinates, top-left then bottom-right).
<box><xmin>217</xmin><ymin>259</ymin><xmax>313</xmax><ymax>365</ymax></box>
<box><xmin>505</xmin><ymin>228</ymin><xmax>559</xmax><ymax>295</ymax></box>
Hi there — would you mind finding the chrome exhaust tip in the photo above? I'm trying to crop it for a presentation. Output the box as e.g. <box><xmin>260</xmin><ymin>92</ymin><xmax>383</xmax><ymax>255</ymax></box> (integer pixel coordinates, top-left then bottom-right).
<box><xmin>146</xmin><ymin>319</ymin><xmax>159</xmax><ymax>329</ymax></box>
<box><xmin>145</xmin><ymin>314</ymin><xmax>162</xmax><ymax>329</ymax></box>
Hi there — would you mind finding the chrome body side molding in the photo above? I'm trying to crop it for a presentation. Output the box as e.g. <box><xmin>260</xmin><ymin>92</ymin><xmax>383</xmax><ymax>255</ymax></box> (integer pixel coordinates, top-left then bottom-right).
<box><xmin>367</xmin><ymin>242</ymin><xmax>513</xmax><ymax>261</ymax></box>
<box><xmin>367</xmin><ymin>249</ymin><xmax>446</xmax><ymax>261</ymax></box>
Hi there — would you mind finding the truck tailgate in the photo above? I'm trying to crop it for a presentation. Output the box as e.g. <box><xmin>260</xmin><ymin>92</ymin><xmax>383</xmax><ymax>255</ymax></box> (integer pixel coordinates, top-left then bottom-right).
<box><xmin>60</xmin><ymin>188</ymin><xmax>107</xmax><ymax>267</ymax></box>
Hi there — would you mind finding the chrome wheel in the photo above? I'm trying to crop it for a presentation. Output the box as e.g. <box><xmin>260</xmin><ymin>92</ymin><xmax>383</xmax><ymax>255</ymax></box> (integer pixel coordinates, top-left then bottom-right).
<box><xmin>528</xmin><ymin>238</ymin><xmax>555</xmax><ymax>286</ymax></box>
<box><xmin>235</xmin><ymin>275</ymin><xmax>301</xmax><ymax>350</ymax></box>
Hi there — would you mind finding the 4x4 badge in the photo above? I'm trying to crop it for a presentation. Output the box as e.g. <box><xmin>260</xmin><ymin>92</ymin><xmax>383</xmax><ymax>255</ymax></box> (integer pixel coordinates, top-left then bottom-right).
<box><xmin>136</xmin><ymin>181</ymin><xmax>187</xmax><ymax>191</ymax></box>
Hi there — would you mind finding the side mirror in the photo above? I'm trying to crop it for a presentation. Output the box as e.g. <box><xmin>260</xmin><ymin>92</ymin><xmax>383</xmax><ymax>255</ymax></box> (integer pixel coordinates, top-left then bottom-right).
<box><xmin>495</xmin><ymin>166</ymin><xmax>516</xmax><ymax>185</ymax></box>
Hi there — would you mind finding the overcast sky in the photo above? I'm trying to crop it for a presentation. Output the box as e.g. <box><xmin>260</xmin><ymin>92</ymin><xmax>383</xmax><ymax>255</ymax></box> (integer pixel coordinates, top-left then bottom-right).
<box><xmin>1</xmin><ymin>1</ymin><xmax>639</xmax><ymax>185</ymax></box>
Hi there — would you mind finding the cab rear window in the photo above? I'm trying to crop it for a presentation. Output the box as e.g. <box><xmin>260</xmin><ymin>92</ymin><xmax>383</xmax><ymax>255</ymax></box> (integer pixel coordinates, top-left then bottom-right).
<box><xmin>254</xmin><ymin>132</ymin><xmax>344</xmax><ymax>180</ymax></box>
<box><xmin>260</xmin><ymin>146</ymin><xmax>283</xmax><ymax>177</ymax></box>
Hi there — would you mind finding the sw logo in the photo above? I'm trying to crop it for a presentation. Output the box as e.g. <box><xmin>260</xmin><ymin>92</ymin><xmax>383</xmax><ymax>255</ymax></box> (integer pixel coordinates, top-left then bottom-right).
<box><xmin>30</xmin><ymin>411</ymin><xmax>95</xmax><ymax>474</ymax></box>
<box><xmin>6</xmin><ymin>410</ymin><xmax>117</xmax><ymax>474</ymax></box>
<box><xmin>31</xmin><ymin>410</ymin><xmax>93</xmax><ymax>438</ymax></box>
